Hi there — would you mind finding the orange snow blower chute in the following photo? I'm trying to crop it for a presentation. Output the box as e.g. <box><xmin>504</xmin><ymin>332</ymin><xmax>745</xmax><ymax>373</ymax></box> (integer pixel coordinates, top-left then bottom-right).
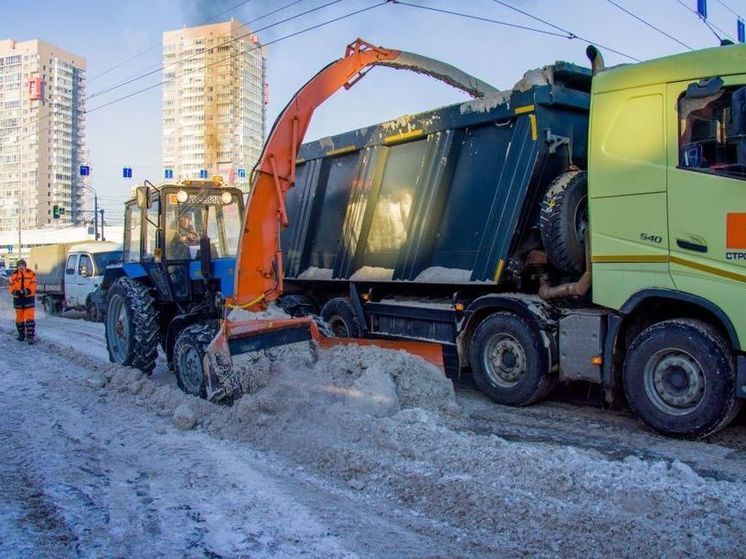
<box><xmin>202</xmin><ymin>39</ymin><xmax>499</xmax><ymax>402</ymax></box>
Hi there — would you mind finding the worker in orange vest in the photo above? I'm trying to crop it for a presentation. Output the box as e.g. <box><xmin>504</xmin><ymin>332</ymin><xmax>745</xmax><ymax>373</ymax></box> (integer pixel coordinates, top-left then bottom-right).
<box><xmin>8</xmin><ymin>259</ymin><xmax>37</xmax><ymax>344</ymax></box>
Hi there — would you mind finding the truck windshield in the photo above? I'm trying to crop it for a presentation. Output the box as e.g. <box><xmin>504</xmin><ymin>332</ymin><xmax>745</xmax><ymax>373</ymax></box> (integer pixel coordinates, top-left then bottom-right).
<box><xmin>165</xmin><ymin>188</ymin><xmax>243</xmax><ymax>260</ymax></box>
<box><xmin>93</xmin><ymin>251</ymin><xmax>123</xmax><ymax>272</ymax></box>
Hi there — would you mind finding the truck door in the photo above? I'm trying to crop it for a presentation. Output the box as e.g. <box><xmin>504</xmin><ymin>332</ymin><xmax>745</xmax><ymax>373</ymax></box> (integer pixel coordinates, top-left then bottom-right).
<box><xmin>76</xmin><ymin>254</ymin><xmax>95</xmax><ymax>305</ymax></box>
<box><xmin>666</xmin><ymin>78</ymin><xmax>746</xmax><ymax>324</ymax></box>
<box><xmin>64</xmin><ymin>254</ymin><xmax>79</xmax><ymax>306</ymax></box>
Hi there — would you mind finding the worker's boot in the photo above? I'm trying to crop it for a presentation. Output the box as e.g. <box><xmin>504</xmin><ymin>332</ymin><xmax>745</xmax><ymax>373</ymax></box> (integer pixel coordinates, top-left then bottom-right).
<box><xmin>15</xmin><ymin>323</ymin><xmax>25</xmax><ymax>341</ymax></box>
<box><xmin>25</xmin><ymin>321</ymin><xmax>35</xmax><ymax>345</ymax></box>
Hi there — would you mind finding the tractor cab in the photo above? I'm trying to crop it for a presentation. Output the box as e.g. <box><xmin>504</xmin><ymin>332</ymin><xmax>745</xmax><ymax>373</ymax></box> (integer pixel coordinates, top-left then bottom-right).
<box><xmin>122</xmin><ymin>177</ymin><xmax>244</xmax><ymax>303</ymax></box>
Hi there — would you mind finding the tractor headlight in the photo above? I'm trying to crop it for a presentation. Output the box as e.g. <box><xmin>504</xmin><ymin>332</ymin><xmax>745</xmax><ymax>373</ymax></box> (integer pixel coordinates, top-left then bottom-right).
<box><xmin>176</xmin><ymin>189</ymin><xmax>188</xmax><ymax>203</ymax></box>
<box><xmin>221</xmin><ymin>191</ymin><xmax>233</xmax><ymax>205</ymax></box>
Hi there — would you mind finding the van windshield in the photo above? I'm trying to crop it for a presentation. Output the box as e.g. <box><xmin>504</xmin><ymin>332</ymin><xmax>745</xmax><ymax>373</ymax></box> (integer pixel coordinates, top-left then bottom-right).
<box><xmin>93</xmin><ymin>251</ymin><xmax>123</xmax><ymax>272</ymax></box>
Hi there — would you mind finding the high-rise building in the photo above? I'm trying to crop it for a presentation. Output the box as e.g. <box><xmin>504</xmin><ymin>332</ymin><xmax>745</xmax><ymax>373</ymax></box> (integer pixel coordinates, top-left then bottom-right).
<box><xmin>162</xmin><ymin>19</ymin><xmax>267</xmax><ymax>189</ymax></box>
<box><xmin>0</xmin><ymin>38</ymin><xmax>87</xmax><ymax>231</ymax></box>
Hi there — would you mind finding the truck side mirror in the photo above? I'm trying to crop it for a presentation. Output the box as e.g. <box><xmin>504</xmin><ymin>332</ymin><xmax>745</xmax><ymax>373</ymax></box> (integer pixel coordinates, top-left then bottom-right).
<box><xmin>136</xmin><ymin>186</ymin><xmax>151</xmax><ymax>210</ymax></box>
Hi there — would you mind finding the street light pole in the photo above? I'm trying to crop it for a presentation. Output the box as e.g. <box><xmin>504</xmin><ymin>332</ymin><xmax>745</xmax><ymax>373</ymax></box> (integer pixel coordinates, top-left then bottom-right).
<box><xmin>79</xmin><ymin>184</ymin><xmax>99</xmax><ymax>240</ymax></box>
<box><xmin>99</xmin><ymin>208</ymin><xmax>105</xmax><ymax>241</ymax></box>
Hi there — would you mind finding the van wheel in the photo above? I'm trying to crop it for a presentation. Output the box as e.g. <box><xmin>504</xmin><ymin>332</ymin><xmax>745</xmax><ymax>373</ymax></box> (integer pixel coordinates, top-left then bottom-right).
<box><xmin>469</xmin><ymin>312</ymin><xmax>555</xmax><ymax>406</ymax></box>
<box><xmin>623</xmin><ymin>320</ymin><xmax>741</xmax><ymax>438</ymax></box>
<box><xmin>540</xmin><ymin>170</ymin><xmax>588</xmax><ymax>275</ymax></box>
<box><xmin>320</xmin><ymin>297</ymin><xmax>362</xmax><ymax>338</ymax></box>
<box><xmin>105</xmin><ymin>277</ymin><xmax>159</xmax><ymax>374</ymax></box>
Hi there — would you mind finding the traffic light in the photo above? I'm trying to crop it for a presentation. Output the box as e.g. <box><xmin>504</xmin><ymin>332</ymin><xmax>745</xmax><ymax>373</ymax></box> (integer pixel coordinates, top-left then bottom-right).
<box><xmin>52</xmin><ymin>205</ymin><xmax>59</xmax><ymax>219</ymax></box>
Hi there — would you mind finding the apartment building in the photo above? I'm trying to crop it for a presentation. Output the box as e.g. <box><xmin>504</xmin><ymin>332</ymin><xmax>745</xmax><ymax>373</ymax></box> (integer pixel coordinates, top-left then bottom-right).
<box><xmin>162</xmin><ymin>19</ymin><xmax>267</xmax><ymax>189</ymax></box>
<box><xmin>0</xmin><ymin>38</ymin><xmax>87</xmax><ymax>231</ymax></box>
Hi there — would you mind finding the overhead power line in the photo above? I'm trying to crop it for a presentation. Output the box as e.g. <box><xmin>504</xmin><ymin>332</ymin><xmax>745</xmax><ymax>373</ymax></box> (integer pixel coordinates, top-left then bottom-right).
<box><xmin>715</xmin><ymin>0</ymin><xmax>744</xmax><ymax>20</ymax></box>
<box><xmin>1</xmin><ymin>0</ymin><xmax>325</xmax><ymax>142</ymax></box>
<box><xmin>394</xmin><ymin>0</ymin><xmax>641</xmax><ymax>61</ymax></box>
<box><xmin>8</xmin><ymin>1</ymin><xmax>388</xmax><ymax>147</ymax></box>
<box><xmin>674</xmin><ymin>0</ymin><xmax>736</xmax><ymax>42</ymax></box>
<box><xmin>605</xmin><ymin>0</ymin><xmax>693</xmax><ymax>50</ymax></box>
<box><xmin>88</xmin><ymin>0</ymin><xmax>257</xmax><ymax>81</ymax></box>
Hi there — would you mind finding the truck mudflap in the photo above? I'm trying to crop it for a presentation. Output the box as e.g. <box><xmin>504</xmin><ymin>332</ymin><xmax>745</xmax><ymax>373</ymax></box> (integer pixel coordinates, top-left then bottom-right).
<box><xmin>203</xmin><ymin>316</ymin><xmax>445</xmax><ymax>403</ymax></box>
<box><xmin>737</xmin><ymin>354</ymin><xmax>746</xmax><ymax>399</ymax></box>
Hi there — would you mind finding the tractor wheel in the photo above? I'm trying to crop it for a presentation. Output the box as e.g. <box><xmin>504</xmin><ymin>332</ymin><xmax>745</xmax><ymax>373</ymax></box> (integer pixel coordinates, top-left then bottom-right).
<box><xmin>320</xmin><ymin>297</ymin><xmax>362</xmax><ymax>338</ymax></box>
<box><xmin>173</xmin><ymin>322</ymin><xmax>219</xmax><ymax>398</ymax></box>
<box><xmin>540</xmin><ymin>170</ymin><xmax>588</xmax><ymax>275</ymax></box>
<box><xmin>105</xmin><ymin>277</ymin><xmax>159</xmax><ymax>374</ymax></box>
<box><xmin>469</xmin><ymin>312</ymin><xmax>556</xmax><ymax>406</ymax></box>
<box><xmin>623</xmin><ymin>319</ymin><xmax>741</xmax><ymax>438</ymax></box>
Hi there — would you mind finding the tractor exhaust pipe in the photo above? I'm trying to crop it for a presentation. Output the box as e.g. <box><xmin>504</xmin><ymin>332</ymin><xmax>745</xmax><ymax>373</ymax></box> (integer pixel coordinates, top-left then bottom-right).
<box><xmin>586</xmin><ymin>45</ymin><xmax>605</xmax><ymax>76</ymax></box>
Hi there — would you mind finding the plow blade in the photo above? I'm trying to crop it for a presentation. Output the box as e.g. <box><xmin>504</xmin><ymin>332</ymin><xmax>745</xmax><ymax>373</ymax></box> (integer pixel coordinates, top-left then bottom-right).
<box><xmin>203</xmin><ymin>316</ymin><xmax>445</xmax><ymax>403</ymax></box>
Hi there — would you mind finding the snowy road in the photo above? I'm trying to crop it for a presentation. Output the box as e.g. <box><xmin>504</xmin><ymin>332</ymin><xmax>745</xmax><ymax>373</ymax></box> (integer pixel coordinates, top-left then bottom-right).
<box><xmin>2</xmin><ymin>294</ymin><xmax>746</xmax><ymax>557</ymax></box>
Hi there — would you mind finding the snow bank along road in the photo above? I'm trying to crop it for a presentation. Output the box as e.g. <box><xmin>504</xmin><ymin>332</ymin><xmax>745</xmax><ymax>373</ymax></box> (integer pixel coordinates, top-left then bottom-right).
<box><xmin>1</xmin><ymin>293</ymin><xmax>746</xmax><ymax>558</ymax></box>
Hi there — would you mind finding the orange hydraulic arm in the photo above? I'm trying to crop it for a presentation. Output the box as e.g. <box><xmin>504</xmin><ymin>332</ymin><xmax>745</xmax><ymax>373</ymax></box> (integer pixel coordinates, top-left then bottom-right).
<box><xmin>231</xmin><ymin>38</ymin><xmax>498</xmax><ymax>310</ymax></box>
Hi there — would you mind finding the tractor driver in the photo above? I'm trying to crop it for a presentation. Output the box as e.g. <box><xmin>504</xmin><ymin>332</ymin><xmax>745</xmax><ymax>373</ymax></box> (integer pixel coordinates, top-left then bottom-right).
<box><xmin>170</xmin><ymin>212</ymin><xmax>200</xmax><ymax>259</ymax></box>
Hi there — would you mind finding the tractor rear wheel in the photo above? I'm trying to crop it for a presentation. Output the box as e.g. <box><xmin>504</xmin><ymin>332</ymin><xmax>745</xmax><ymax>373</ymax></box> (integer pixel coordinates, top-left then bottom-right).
<box><xmin>105</xmin><ymin>277</ymin><xmax>159</xmax><ymax>374</ymax></box>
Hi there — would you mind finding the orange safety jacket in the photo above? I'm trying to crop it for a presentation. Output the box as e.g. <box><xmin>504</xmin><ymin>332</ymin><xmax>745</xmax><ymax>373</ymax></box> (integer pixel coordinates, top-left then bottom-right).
<box><xmin>8</xmin><ymin>268</ymin><xmax>37</xmax><ymax>309</ymax></box>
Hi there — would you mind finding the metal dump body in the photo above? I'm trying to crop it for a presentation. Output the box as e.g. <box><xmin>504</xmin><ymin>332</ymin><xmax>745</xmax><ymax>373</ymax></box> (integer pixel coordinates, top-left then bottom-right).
<box><xmin>282</xmin><ymin>63</ymin><xmax>591</xmax><ymax>286</ymax></box>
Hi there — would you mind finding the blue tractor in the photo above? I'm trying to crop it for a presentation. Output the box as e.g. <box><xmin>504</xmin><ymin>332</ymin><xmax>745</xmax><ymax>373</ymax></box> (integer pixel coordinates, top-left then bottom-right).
<box><xmin>101</xmin><ymin>178</ymin><xmax>244</xmax><ymax>396</ymax></box>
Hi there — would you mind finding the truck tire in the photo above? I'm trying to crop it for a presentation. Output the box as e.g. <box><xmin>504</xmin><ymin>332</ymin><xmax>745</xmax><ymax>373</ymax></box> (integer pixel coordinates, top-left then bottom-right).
<box><xmin>623</xmin><ymin>320</ymin><xmax>742</xmax><ymax>438</ymax></box>
<box><xmin>86</xmin><ymin>297</ymin><xmax>100</xmax><ymax>322</ymax></box>
<box><xmin>173</xmin><ymin>322</ymin><xmax>219</xmax><ymax>398</ymax></box>
<box><xmin>105</xmin><ymin>277</ymin><xmax>159</xmax><ymax>374</ymax></box>
<box><xmin>540</xmin><ymin>170</ymin><xmax>588</xmax><ymax>275</ymax></box>
<box><xmin>469</xmin><ymin>312</ymin><xmax>556</xmax><ymax>406</ymax></box>
<box><xmin>42</xmin><ymin>296</ymin><xmax>58</xmax><ymax>316</ymax></box>
<box><xmin>320</xmin><ymin>297</ymin><xmax>362</xmax><ymax>338</ymax></box>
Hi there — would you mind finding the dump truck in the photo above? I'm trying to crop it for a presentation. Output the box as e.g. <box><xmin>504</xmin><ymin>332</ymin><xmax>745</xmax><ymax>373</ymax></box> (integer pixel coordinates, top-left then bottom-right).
<box><xmin>28</xmin><ymin>241</ymin><xmax>122</xmax><ymax>319</ymax></box>
<box><xmin>253</xmin><ymin>41</ymin><xmax>746</xmax><ymax>438</ymax></box>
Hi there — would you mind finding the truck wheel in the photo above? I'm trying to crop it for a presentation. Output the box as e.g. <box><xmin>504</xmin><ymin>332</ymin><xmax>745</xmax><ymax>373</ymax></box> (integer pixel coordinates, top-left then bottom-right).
<box><xmin>623</xmin><ymin>320</ymin><xmax>742</xmax><ymax>438</ymax></box>
<box><xmin>469</xmin><ymin>312</ymin><xmax>555</xmax><ymax>406</ymax></box>
<box><xmin>320</xmin><ymin>297</ymin><xmax>362</xmax><ymax>338</ymax></box>
<box><xmin>105</xmin><ymin>277</ymin><xmax>159</xmax><ymax>374</ymax></box>
<box><xmin>42</xmin><ymin>297</ymin><xmax>58</xmax><ymax>316</ymax></box>
<box><xmin>86</xmin><ymin>298</ymin><xmax>100</xmax><ymax>322</ymax></box>
<box><xmin>173</xmin><ymin>322</ymin><xmax>219</xmax><ymax>398</ymax></box>
<box><xmin>540</xmin><ymin>170</ymin><xmax>588</xmax><ymax>275</ymax></box>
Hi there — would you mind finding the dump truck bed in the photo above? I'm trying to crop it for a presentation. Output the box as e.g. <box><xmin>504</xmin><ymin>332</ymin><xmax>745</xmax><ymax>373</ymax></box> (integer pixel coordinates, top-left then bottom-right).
<box><xmin>282</xmin><ymin>62</ymin><xmax>591</xmax><ymax>286</ymax></box>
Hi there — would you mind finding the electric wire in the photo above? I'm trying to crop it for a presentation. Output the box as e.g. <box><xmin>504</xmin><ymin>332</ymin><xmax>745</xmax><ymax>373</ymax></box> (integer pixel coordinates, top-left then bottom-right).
<box><xmin>88</xmin><ymin>0</ymin><xmax>257</xmax><ymax>81</ymax></box>
<box><xmin>90</xmin><ymin>0</ymin><xmax>338</xmax><ymax>101</ymax></box>
<box><xmin>1</xmin><ymin>0</ymin><xmax>327</xmax><ymax>141</ymax></box>
<box><xmin>715</xmin><ymin>0</ymin><xmax>744</xmax><ymax>20</ymax></box>
<box><xmin>674</xmin><ymin>0</ymin><xmax>736</xmax><ymax>41</ymax></box>
<box><xmin>605</xmin><ymin>0</ymin><xmax>693</xmax><ymax>50</ymax></box>
<box><xmin>395</xmin><ymin>0</ymin><xmax>641</xmax><ymax>61</ymax></box>
<box><xmin>97</xmin><ymin>0</ymin><xmax>306</xmax><ymax>90</ymax></box>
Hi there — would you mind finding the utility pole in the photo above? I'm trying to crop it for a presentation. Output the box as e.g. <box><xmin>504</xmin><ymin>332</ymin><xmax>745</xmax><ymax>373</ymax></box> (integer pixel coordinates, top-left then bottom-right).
<box><xmin>93</xmin><ymin>191</ymin><xmax>99</xmax><ymax>240</ymax></box>
<box><xmin>99</xmin><ymin>209</ymin><xmax>105</xmax><ymax>241</ymax></box>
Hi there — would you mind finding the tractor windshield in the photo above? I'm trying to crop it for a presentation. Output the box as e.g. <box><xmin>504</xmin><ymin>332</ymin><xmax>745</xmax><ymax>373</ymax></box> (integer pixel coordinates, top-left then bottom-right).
<box><xmin>165</xmin><ymin>188</ymin><xmax>243</xmax><ymax>260</ymax></box>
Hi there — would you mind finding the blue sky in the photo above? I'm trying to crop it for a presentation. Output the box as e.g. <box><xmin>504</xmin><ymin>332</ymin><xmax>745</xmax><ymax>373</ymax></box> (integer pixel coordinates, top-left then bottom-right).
<box><xmin>2</xmin><ymin>0</ymin><xmax>744</xmax><ymax>222</ymax></box>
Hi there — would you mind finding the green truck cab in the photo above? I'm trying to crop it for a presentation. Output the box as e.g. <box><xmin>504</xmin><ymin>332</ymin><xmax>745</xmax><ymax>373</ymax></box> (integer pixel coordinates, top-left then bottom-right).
<box><xmin>589</xmin><ymin>44</ymin><xmax>746</xmax><ymax>436</ymax></box>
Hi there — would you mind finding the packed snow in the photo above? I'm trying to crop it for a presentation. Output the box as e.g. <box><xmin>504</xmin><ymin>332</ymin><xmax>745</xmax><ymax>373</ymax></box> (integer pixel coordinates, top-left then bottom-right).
<box><xmin>2</xmin><ymin>292</ymin><xmax>746</xmax><ymax>557</ymax></box>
